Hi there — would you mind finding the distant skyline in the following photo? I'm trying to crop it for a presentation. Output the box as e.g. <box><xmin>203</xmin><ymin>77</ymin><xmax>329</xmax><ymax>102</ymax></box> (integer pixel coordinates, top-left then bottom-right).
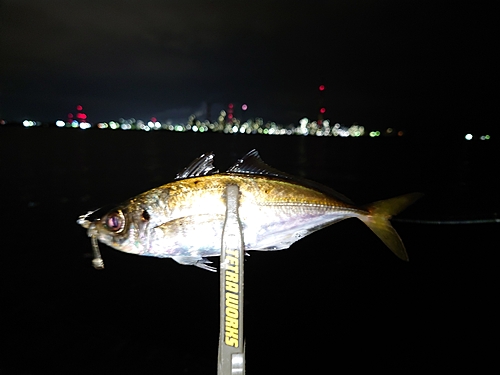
<box><xmin>0</xmin><ymin>1</ymin><xmax>495</xmax><ymax>135</ymax></box>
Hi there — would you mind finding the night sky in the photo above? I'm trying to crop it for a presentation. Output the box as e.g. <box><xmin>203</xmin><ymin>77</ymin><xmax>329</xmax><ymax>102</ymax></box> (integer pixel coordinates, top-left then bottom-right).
<box><xmin>0</xmin><ymin>1</ymin><xmax>495</xmax><ymax>135</ymax></box>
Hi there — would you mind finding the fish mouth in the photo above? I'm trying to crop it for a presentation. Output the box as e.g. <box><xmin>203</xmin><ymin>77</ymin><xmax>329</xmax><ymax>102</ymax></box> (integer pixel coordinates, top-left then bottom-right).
<box><xmin>77</xmin><ymin>210</ymin><xmax>95</xmax><ymax>229</ymax></box>
<box><xmin>77</xmin><ymin>211</ymin><xmax>105</xmax><ymax>269</ymax></box>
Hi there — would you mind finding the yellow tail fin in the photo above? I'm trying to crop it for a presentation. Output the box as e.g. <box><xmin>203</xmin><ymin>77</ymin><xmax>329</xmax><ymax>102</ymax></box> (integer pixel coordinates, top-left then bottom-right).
<box><xmin>360</xmin><ymin>193</ymin><xmax>423</xmax><ymax>260</ymax></box>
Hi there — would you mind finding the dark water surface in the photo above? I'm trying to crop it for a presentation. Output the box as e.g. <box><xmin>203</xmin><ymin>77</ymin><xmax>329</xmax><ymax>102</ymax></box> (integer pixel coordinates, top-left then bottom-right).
<box><xmin>0</xmin><ymin>127</ymin><xmax>496</xmax><ymax>374</ymax></box>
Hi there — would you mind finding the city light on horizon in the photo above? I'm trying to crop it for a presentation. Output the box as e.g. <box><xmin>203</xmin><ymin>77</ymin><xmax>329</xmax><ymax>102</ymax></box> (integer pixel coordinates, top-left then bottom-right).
<box><xmin>13</xmin><ymin>113</ymin><xmax>412</xmax><ymax>139</ymax></box>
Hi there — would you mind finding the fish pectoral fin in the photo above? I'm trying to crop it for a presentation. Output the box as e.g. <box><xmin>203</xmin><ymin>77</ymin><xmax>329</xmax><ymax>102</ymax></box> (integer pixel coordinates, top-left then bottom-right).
<box><xmin>171</xmin><ymin>256</ymin><xmax>217</xmax><ymax>272</ymax></box>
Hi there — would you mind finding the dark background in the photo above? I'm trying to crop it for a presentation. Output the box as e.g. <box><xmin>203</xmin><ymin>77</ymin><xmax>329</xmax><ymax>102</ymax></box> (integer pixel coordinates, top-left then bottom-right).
<box><xmin>1</xmin><ymin>1</ymin><xmax>496</xmax><ymax>138</ymax></box>
<box><xmin>0</xmin><ymin>127</ymin><xmax>496</xmax><ymax>374</ymax></box>
<box><xmin>1</xmin><ymin>0</ymin><xmax>496</xmax><ymax>373</ymax></box>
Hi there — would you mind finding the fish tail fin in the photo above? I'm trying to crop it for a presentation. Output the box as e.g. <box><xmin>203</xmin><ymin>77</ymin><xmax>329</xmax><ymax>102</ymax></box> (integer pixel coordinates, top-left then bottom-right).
<box><xmin>359</xmin><ymin>193</ymin><xmax>423</xmax><ymax>261</ymax></box>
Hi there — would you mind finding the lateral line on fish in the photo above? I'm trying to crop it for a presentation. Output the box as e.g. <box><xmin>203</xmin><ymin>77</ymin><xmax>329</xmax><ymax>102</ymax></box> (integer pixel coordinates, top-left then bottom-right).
<box><xmin>77</xmin><ymin>150</ymin><xmax>422</xmax><ymax>270</ymax></box>
<box><xmin>257</xmin><ymin>202</ymin><xmax>358</xmax><ymax>210</ymax></box>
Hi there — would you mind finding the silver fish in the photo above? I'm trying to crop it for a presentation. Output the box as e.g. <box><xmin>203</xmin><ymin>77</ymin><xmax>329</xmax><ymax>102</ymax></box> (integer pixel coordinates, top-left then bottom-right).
<box><xmin>78</xmin><ymin>149</ymin><xmax>422</xmax><ymax>271</ymax></box>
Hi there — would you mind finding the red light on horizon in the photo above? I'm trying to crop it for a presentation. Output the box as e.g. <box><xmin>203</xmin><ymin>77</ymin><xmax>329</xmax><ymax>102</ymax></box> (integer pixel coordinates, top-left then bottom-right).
<box><xmin>151</xmin><ymin>117</ymin><xmax>157</xmax><ymax>122</ymax></box>
<box><xmin>228</xmin><ymin>103</ymin><xmax>234</xmax><ymax>109</ymax></box>
<box><xmin>320</xmin><ymin>107</ymin><xmax>326</xmax><ymax>114</ymax></box>
<box><xmin>319</xmin><ymin>85</ymin><xmax>325</xmax><ymax>91</ymax></box>
<box><xmin>76</xmin><ymin>105</ymin><xmax>83</xmax><ymax>111</ymax></box>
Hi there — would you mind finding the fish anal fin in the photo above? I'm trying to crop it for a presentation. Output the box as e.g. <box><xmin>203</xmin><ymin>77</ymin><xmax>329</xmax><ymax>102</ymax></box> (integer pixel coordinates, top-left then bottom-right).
<box><xmin>171</xmin><ymin>256</ymin><xmax>217</xmax><ymax>272</ymax></box>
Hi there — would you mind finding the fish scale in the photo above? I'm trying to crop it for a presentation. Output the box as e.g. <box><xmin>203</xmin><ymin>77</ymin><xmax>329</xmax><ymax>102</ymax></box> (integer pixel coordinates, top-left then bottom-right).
<box><xmin>78</xmin><ymin>149</ymin><xmax>422</xmax><ymax>271</ymax></box>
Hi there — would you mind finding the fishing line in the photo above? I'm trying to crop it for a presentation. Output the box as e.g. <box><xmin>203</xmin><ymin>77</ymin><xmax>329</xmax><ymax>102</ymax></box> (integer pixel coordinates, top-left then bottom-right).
<box><xmin>393</xmin><ymin>216</ymin><xmax>500</xmax><ymax>224</ymax></box>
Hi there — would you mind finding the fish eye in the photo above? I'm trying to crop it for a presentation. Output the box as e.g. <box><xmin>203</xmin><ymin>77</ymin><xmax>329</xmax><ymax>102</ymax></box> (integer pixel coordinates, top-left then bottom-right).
<box><xmin>105</xmin><ymin>210</ymin><xmax>125</xmax><ymax>233</ymax></box>
<box><xmin>142</xmin><ymin>209</ymin><xmax>150</xmax><ymax>221</ymax></box>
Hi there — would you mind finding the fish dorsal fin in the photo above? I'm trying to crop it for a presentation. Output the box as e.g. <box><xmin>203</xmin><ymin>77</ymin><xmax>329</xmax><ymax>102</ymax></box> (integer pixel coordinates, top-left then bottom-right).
<box><xmin>175</xmin><ymin>152</ymin><xmax>219</xmax><ymax>180</ymax></box>
<box><xmin>227</xmin><ymin>149</ymin><xmax>286</xmax><ymax>177</ymax></box>
<box><xmin>228</xmin><ymin>149</ymin><xmax>355</xmax><ymax>205</ymax></box>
